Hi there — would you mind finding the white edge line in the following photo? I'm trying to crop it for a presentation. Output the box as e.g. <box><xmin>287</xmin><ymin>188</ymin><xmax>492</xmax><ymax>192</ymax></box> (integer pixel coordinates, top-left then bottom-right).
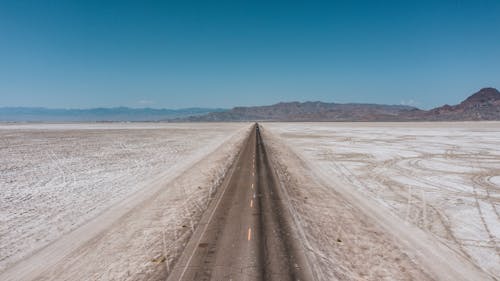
<box><xmin>176</xmin><ymin>132</ymin><xmax>253</xmax><ymax>280</ymax></box>
<box><xmin>177</xmin><ymin>159</ymin><xmax>234</xmax><ymax>280</ymax></box>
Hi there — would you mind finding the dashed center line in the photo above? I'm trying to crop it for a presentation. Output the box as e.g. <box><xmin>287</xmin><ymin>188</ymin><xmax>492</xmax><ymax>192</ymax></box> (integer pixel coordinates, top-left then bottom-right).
<box><xmin>247</xmin><ymin>227</ymin><xmax>252</xmax><ymax>241</ymax></box>
<box><xmin>250</xmin><ymin>199</ymin><xmax>253</xmax><ymax>208</ymax></box>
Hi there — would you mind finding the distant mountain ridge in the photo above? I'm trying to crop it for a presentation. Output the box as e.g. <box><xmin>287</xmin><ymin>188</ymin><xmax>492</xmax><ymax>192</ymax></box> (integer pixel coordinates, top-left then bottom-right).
<box><xmin>0</xmin><ymin>107</ymin><xmax>226</xmax><ymax>122</ymax></box>
<box><xmin>187</xmin><ymin>87</ymin><xmax>500</xmax><ymax>122</ymax></box>
<box><xmin>414</xmin><ymin>87</ymin><xmax>500</xmax><ymax>120</ymax></box>
<box><xmin>2</xmin><ymin>87</ymin><xmax>498</xmax><ymax>122</ymax></box>
<box><xmin>186</xmin><ymin>101</ymin><xmax>416</xmax><ymax>121</ymax></box>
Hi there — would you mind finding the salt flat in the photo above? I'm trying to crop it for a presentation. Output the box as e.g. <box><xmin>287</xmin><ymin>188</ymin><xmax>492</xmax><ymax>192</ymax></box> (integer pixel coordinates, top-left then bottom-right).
<box><xmin>263</xmin><ymin>122</ymin><xmax>500</xmax><ymax>280</ymax></box>
<box><xmin>0</xmin><ymin>123</ymin><xmax>250</xmax><ymax>277</ymax></box>
<box><xmin>2</xmin><ymin>121</ymin><xmax>499</xmax><ymax>280</ymax></box>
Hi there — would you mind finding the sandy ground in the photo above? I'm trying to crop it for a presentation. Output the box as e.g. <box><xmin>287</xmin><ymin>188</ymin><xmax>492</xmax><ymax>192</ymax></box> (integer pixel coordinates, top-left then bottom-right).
<box><xmin>0</xmin><ymin>123</ymin><xmax>251</xmax><ymax>279</ymax></box>
<box><xmin>262</xmin><ymin>122</ymin><xmax>500</xmax><ymax>280</ymax></box>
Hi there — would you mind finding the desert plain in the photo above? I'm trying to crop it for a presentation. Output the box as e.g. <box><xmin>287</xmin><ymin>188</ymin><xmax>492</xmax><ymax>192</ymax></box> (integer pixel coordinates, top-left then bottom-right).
<box><xmin>0</xmin><ymin>122</ymin><xmax>499</xmax><ymax>280</ymax></box>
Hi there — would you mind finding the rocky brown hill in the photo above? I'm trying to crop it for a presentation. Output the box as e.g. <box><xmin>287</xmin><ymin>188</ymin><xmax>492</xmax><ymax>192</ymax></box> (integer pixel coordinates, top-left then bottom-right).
<box><xmin>417</xmin><ymin>87</ymin><xmax>500</xmax><ymax>120</ymax></box>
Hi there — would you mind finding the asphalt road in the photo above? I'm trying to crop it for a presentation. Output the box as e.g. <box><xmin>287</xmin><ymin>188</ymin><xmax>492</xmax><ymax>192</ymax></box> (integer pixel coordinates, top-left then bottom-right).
<box><xmin>167</xmin><ymin>124</ymin><xmax>313</xmax><ymax>281</ymax></box>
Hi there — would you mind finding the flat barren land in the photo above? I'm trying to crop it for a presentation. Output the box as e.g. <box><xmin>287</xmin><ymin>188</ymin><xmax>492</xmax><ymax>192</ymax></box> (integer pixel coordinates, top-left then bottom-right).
<box><xmin>0</xmin><ymin>123</ymin><xmax>251</xmax><ymax>280</ymax></box>
<box><xmin>1</xmin><ymin>122</ymin><xmax>499</xmax><ymax>281</ymax></box>
<box><xmin>263</xmin><ymin>122</ymin><xmax>500</xmax><ymax>280</ymax></box>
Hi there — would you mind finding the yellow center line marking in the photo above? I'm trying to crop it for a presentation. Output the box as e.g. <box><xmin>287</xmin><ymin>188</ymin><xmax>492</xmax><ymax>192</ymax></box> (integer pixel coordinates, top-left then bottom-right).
<box><xmin>247</xmin><ymin>227</ymin><xmax>252</xmax><ymax>241</ymax></box>
<box><xmin>250</xmin><ymin>199</ymin><xmax>253</xmax><ymax>208</ymax></box>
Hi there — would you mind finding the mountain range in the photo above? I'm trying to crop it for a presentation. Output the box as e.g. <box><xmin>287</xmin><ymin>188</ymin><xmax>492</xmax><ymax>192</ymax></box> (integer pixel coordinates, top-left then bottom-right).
<box><xmin>1</xmin><ymin>88</ymin><xmax>499</xmax><ymax>122</ymax></box>
<box><xmin>185</xmin><ymin>102</ymin><xmax>416</xmax><ymax>122</ymax></box>
<box><xmin>186</xmin><ymin>87</ymin><xmax>500</xmax><ymax>122</ymax></box>
<box><xmin>0</xmin><ymin>107</ymin><xmax>225</xmax><ymax>122</ymax></box>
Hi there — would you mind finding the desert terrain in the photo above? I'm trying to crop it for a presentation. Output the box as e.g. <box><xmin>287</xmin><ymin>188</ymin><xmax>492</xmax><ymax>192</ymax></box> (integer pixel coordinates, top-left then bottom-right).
<box><xmin>1</xmin><ymin>122</ymin><xmax>499</xmax><ymax>281</ymax></box>
<box><xmin>262</xmin><ymin>122</ymin><xmax>500</xmax><ymax>280</ymax></box>
<box><xmin>0</xmin><ymin>123</ymin><xmax>251</xmax><ymax>280</ymax></box>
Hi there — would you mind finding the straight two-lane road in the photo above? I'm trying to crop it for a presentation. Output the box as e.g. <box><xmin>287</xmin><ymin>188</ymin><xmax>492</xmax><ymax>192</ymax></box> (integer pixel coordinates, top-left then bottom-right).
<box><xmin>167</xmin><ymin>124</ymin><xmax>313</xmax><ymax>281</ymax></box>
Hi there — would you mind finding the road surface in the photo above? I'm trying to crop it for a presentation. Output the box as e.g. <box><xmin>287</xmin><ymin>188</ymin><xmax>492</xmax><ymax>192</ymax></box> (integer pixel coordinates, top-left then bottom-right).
<box><xmin>167</xmin><ymin>124</ymin><xmax>314</xmax><ymax>281</ymax></box>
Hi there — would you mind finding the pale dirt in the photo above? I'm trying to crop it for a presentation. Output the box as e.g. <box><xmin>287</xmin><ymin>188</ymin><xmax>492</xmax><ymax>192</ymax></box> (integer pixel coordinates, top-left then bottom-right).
<box><xmin>2</xmin><ymin>121</ymin><xmax>499</xmax><ymax>280</ymax></box>
<box><xmin>0</xmin><ymin>123</ymin><xmax>252</xmax><ymax>281</ymax></box>
<box><xmin>261</xmin><ymin>122</ymin><xmax>498</xmax><ymax>281</ymax></box>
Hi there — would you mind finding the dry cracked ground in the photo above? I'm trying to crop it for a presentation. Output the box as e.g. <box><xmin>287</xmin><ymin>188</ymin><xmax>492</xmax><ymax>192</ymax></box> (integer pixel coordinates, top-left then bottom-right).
<box><xmin>0</xmin><ymin>122</ymin><xmax>499</xmax><ymax>280</ymax></box>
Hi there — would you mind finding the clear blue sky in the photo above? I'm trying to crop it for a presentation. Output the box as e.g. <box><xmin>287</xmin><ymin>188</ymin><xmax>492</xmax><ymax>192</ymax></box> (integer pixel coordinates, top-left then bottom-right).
<box><xmin>0</xmin><ymin>0</ymin><xmax>499</xmax><ymax>109</ymax></box>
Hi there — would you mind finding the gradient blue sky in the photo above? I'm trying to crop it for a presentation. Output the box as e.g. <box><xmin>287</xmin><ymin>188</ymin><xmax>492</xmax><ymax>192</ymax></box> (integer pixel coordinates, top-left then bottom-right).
<box><xmin>1</xmin><ymin>0</ymin><xmax>499</xmax><ymax>109</ymax></box>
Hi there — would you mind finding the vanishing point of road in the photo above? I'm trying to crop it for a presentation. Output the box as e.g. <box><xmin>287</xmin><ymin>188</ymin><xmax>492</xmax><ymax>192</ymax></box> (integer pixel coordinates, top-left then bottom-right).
<box><xmin>167</xmin><ymin>124</ymin><xmax>314</xmax><ymax>281</ymax></box>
